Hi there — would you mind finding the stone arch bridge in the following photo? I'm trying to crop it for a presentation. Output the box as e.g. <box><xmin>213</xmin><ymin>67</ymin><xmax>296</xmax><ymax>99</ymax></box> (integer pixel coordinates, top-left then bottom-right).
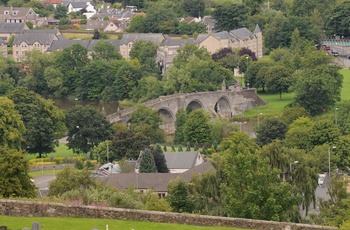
<box><xmin>107</xmin><ymin>88</ymin><xmax>265</xmax><ymax>133</ymax></box>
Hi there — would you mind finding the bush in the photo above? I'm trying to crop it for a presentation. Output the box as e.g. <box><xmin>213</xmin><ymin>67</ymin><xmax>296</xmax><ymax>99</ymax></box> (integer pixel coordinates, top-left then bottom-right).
<box><xmin>75</xmin><ymin>160</ymin><xmax>84</xmax><ymax>170</ymax></box>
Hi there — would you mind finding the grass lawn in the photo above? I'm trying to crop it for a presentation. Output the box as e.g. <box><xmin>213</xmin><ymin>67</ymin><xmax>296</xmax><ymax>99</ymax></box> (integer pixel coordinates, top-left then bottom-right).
<box><xmin>0</xmin><ymin>216</ymin><xmax>247</xmax><ymax>230</ymax></box>
<box><xmin>25</xmin><ymin>143</ymin><xmax>75</xmax><ymax>161</ymax></box>
<box><xmin>28</xmin><ymin>169</ymin><xmax>63</xmax><ymax>178</ymax></box>
<box><xmin>340</xmin><ymin>69</ymin><xmax>350</xmax><ymax>100</ymax></box>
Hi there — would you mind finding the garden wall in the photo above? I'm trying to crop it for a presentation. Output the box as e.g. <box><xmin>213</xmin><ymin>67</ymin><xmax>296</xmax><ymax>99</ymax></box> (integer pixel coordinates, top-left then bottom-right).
<box><xmin>0</xmin><ymin>199</ymin><xmax>337</xmax><ymax>230</ymax></box>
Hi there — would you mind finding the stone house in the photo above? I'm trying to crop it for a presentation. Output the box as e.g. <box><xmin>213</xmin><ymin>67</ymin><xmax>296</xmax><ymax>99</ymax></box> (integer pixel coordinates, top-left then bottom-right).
<box><xmin>0</xmin><ymin>23</ymin><xmax>29</xmax><ymax>42</ymax></box>
<box><xmin>0</xmin><ymin>7</ymin><xmax>39</xmax><ymax>25</ymax></box>
<box><xmin>85</xmin><ymin>20</ymin><xmax>123</xmax><ymax>32</ymax></box>
<box><xmin>119</xmin><ymin>33</ymin><xmax>165</xmax><ymax>59</ymax></box>
<box><xmin>102</xmin><ymin>161</ymin><xmax>213</xmax><ymax>198</ymax></box>
<box><xmin>163</xmin><ymin>151</ymin><xmax>205</xmax><ymax>173</ymax></box>
<box><xmin>12</xmin><ymin>29</ymin><xmax>64</xmax><ymax>61</ymax></box>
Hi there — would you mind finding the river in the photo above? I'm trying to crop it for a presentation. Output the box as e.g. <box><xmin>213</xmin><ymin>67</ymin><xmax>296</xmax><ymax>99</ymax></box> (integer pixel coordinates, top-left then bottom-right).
<box><xmin>53</xmin><ymin>98</ymin><xmax>119</xmax><ymax>116</ymax></box>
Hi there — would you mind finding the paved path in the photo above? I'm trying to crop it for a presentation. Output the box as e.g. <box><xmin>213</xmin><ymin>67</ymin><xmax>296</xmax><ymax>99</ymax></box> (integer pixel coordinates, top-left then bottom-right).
<box><xmin>33</xmin><ymin>175</ymin><xmax>56</xmax><ymax>190</ymax></box>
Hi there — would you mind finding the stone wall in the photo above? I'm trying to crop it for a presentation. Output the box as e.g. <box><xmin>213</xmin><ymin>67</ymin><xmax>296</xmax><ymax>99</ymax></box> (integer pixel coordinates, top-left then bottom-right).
<box><xmin>0</xmin><ymin>200</ymin><xmax>336</xmax><ymax>230</ymax></box>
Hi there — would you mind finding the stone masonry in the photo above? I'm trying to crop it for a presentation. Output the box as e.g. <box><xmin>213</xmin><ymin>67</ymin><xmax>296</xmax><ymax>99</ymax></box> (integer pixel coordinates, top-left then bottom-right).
<box><xmin>0</xmin><ymin>199</ymin><xmax>337</xmax><ymax>230</ymax></box>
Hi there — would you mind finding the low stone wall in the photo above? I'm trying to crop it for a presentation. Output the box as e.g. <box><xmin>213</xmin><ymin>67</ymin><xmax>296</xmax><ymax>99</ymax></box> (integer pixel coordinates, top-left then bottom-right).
<box><xmin>0</xmin><ymin>200</ymin><xmax>336</xmax><ymax>230</ymax></box>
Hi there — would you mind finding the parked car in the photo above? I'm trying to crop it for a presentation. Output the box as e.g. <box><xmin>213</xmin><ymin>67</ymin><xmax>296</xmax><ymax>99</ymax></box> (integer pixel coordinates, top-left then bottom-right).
<box><xmin>325</xmin><ymin>45</ymin><xmax>331</xmax><ymax>50</ymax></box>
<box><xmin>318</xmin><ymin>177</ymin><xmax>324</xmax><ymax>186</ymax></box>
<box><xmin>333</xmin><ymin>52</ymin><xmax>339</xmax><ymax>57</ymax></box>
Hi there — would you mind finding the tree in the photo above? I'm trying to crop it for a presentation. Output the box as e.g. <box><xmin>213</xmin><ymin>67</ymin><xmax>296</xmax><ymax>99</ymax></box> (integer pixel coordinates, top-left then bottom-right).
<box><xmin>244</xmin><ymin>59</ymin><xmax>274</xmax><ymax>90</ymax></box>
<box><xmin>215</xmin><ymin>132</ymin><xmax>301</xmax><ymax>221</ymax></box>
<box><xmin>255</xmin><ymin>117</ymin><xmax>288</xmax><ymax>147</ymax></box>
<box><xmin>143</xmin><ymin>2</ymin><xmax>178</xmax><ymax>34</ymax></box>
<box><xmin>265</xmin><ymin>64</ymin><xmax>293</xmax><ymax>100</ymax></box>
<box><xmin>310</xmin><ymin>120</ymin><xmax>341</xmax><ymax>147</ymax></box>
<box><xmin>326</xmin><ymin>1</ymin><xmax>350</xmax><ymax>37</ymax></box>
<box><xmin>283</xmin><ymin>117</ymin><xmax>314</xmax><ymax>150</ymax></box>
<box><xmin>129</xmin><ymin>40</ymin><xmax>159</xmax><ymax>76</ymax></box>
<box><xmin>91</xmin><ymin>41</ymin><xmax>122</xmax><ymax>61</ymax></box>
<box><xmin>212</xmin><ymin>48</ymin><xmax>239</xmax><ymax>75</ymax></box>
<box><xmin>127</xmin><ymin>14</ymin><xmax>146</xmax><ymax>33</ymax></box>
<box><xmin>111</xmin><ymin>123</ymin><xmax>150</xmax><ymax>160</ymax></box>
<box><xmin>0</xmin><ymin>147</ymin><xmax>36</xmax><ymax>198</ymax></box>
<box><xmin>174</xmin><ymin>109</ymin><xmax>187</xmax><ymax>144</ymax></box>
<box><xmin>182</xmin><ymin>0</ymin><xmax>205</xmax><ymax>17</ymax></box>
<box><xmin>48</xmin><ymin>166</ymin><xmax>96</xmax><ymax>196</ymax></box>
<box><xmin>152</xmin><ymin>144</ymin><xmax>169</xmax><ymax>173</ymax></box>
<box><xmin>130</xmin><ymin>104</ymin><xmax>165</xmax><ymax>143</ymax></box>
<box><xmin>293</xmin><ymin>64</ymin><xmax>343</xmax><ymax>116</ymax></box>
<box><xmin>7</xmin><ymin>87</ymin><xmax>66</xmax><ymax>158</ymax></box>
<box><xmin>65</xmin><ymin>105</ymin><xmax>114</xmax><ymax>154</ymax></box>
<box><xmin>0</xmin><ymin>97</ymin><xmax>25</xmax><ymax>150</ymax></box>
<box><xmin>212</xmin><ymin>3</ymin><xmax>248</xmax><ymax>31</ymax></box>
<box><xmin>54</xmin><ymin>4</ymin><xmax>68</xmax><ymax>19</ymax></box>
<box><xmin>280</xmin><ymin>106</ymin><xmax>310</xmax><ymax>125</ymax></box>
<box><xmin>139</xmin><ymin>148</ymin><xmax>157</xmax><ymax>173</ymax></box>
<box><xmin>183</xmin><ymin>109</ymin><xmax>211</xmax><ymax>144</ymax></box>
<box><xmin>167</xmin><ymin>177</ymin><xmax>194</xmax><ymax>213</ymax></box>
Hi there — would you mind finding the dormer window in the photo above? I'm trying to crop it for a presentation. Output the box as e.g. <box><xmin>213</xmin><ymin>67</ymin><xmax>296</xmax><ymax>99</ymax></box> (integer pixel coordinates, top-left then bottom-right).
<box><xmin>13</xmin><ymin>11</ymin><xmax>18</xmax><ymax>15</ymax></box>
<box><xmin>4</xmin><ymin>11</ymin><xmax>9</xmax><ymax>14</ymax></box>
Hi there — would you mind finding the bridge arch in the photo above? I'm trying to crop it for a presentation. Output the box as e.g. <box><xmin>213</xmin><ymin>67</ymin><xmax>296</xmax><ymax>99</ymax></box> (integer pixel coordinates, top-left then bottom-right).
<box><xmin>158</xmin><ymin>107</ymin><xmax>174</xmax><ymax>124</ymax></box>
<box><xmin>186</xmin><ymin>99</ymin><xmax>204</xmax><ymax>112</ymax></box>
<box><xmin>215</xmin><ymin>96</ymin><xmax>232</xmax><ymax>118</ymax></box>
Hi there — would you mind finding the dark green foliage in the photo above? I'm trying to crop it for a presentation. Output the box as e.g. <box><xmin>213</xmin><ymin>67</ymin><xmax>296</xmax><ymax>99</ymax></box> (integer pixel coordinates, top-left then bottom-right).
<box><xmin>255</xmin><ymin>117</ymin><xmax>288</xmax><ymax>147</ymax></box>
<box><xmin>202</xmin><ymin>145</ymin><xmax>207</xmax><ymax>154</ymax></box>
<box><xmin>152</xmin><ymin>144</ymin><xmax>169</xmax><ymax>173</ymax></box>
<box><xmin>75</xmin><ymin>160</ymin><xmax>84</xmax><ymax>170</ymax></box>
<box><xmin>177</xmin><ymin>22</ymin><xmax>206</xmax><ymax>35</ymax></box>
<box><xmin>91</xmin><ymin>41</ymin><xmax>122</xmax><ymax>61</ymax></box>
<box><xmin>129</xmin><ymin>40</ymin><xmax>159</xmax><ymax>76</ymax></box>
<box><xmin>7</xmin><ymin>87</ymin><xmax>66</xmax><ymax>157</ymax></box>
<box><xmin>212</xmin><ymin>3</ymin><xmax>248</xmax><ymax>31</ymax></box>
<box><xmin>0</xmin><ymin>147</ymin><xmax>36</xmax><ymax>198</ymax></box>
<box><xmin>167</xmin><ymin>178</ymin><xmax>194</xmax><ymax>213</ymax></box>
<box><xmin>178</xmin><ymin>144</ymin><xmax>183</xmax><ymax>152</ymax></box>
<box><xmin>174</xmin><ymin>109</ymin><xmax>187</xmax><ymax>144</ymax></box>
<box><xmin>186</xmin><ymin>143</ymin><xmax>190</xmax><ymax>151</ymax></box>
<box><xmin>54</xmin><ymin>4</ymin><xmax>68</xmax><ymax>19</ymax></box>
<box><xmin>280</xmin><ymin>106</ymin><xmax>310</xmax><ymax>125</ymax></box>
<box><xmin>194</xmin><ymin>142</ymin><xmax>198</xmax><ymax>151</ymax></box>
<box><xmin>139</xmin><ymin>148</ymin><xmax>157</xmax><ymax>173</ymax></box>
<box><xmin>311</xmin><ymin>120</ymin><xmax>341</xmax><ymax>147</ymax></box>
<box><xmin>111</xmin><ymin>124</ymin><xmax>150</xmax><ymax>161</ymax></box>
<box><xmin>163</xmin><ymin>144</ymin><xmax>167</xmax><ymax>152</ymax></box>
<box><xmin>183</xmin><ymin>109</ymin><xmax>211</xmax><ymax>144</ymax></box>
<box><xmin>171</xmin><ymin>143</ymin><xmax>175</xmax><ymax>151</ymax></box>
<box><xmin>182</xmin><ymin>0</ymin><xmax>205</xmax><ymax>17</ymax></box>
<box><xmin>48</xmin><ymin>166</ymin><xmax>96</xmax><ymax>196</ymax></box>
<box><xmin>65</xmin><ymin>105</ymin><xmax>114</xmax><ymax>154</ymax></box>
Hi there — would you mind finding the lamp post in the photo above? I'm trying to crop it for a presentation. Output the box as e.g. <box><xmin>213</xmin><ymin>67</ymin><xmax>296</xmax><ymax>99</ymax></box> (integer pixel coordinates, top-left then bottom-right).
<box><xmin>335</xmin><ymin>107</ymin><xmax>338</xmax><ymax>125</ymax></box>
<box><xmin>244</xmin><ymin>56</ymin><xmax>249</xmax><ymax>87</ymax></box>
<box><xmin>328</xmin><ymin>146</ymin><xmax>336</xmax><ymax>178</ymax></box>
<box><xmin>235</xmin><ymin>121</ymin><xmax>247</xmax><ymax>131</ymax></box>
<box><xmin>257</xmin><ymin>111</ymin><xmax>263</xmax><ymax>128</ymax></box>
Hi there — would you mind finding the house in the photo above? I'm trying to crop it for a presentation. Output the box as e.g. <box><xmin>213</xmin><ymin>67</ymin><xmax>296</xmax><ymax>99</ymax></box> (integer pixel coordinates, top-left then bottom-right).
<box><xmin>0</xmin><ymin>7</ymin><xmax>39</xmax><ymax>25</ymax></box>
<box><xmin>196</xmin><ymin>25</ymin><xmax>263</xmax><ymax>58</ymax></box>
<box><xmin>63</xmin><ymin>0</ymin><xmax>96</xmax><ymax>19</ymax></box>
<box><xmin>119</xmin><ymin>33</ymin><xmax>165</xmax><ymax>59</ymax></box>
<box><xmin>201</xmin><ymin>16</ymin><xmax>216</xmax><ymax>33</ymax></box>
<box><xmin>102</xmin><ymin>161</ymin><xmax>213</xmax><ymax>198</ymax></box>
<box><xmin>44</xmin><ymin>0</ymin><xmax>63</xmax><ymax>8</ymax></box>
<box><xmin>163</xmin><ymin>151</ymin><xmax>204</xmax><ymax>173</ymax></box>
<box><xmin>85</xmin><ymin>20</ymin><xmax>122</xmax><ymax>32</ymax></box>
<box><xmin>157</xmin><ymin>37</ymin><xmax>195</xmax><ymax>73</ymax></box>
<box><xmin>0</xmin><ymin>23</ymin><xmax>29</xmax><ymax>42</ymax></box>
<box><xmin>12</xmin><ymin>29</ymin><xmax>65</xmax><ymax>61</ymax></box>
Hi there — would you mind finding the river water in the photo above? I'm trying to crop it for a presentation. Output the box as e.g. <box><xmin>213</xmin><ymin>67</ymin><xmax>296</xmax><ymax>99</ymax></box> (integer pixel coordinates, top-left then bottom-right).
<box><xmin>53</xmin><ymin>98</ymin><xmax>119</xmax><ymax>116</ymax></box>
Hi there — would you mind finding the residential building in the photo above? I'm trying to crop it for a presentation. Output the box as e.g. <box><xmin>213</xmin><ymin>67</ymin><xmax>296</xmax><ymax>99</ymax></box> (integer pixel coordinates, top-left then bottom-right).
<box><xmin>85</xmin><ymin>20</ymin><xmax>123</xmax><ymax>32</ymax></box>
<box><xmin>0</xmin><ymin>7</ymin><xmax>39</xmax><ymax>25</ymax></box>
<box><xmin>163</xmin><ymin>151</ymin><xmax>205</xmax><ymax>173</ymax></box>
<box><xmin>12</xmin><ymin>29</ymin><xmax>65</xmax><ymax>61</ymax></box>
<box><xmin>119</xmin><ymin>33</ymin><xmax>165</xmax><ymax>59</ymax></box>
<box><xmin>0</xmin><ymin>23</ymin><xmax>29</xmax><ymax>42</ymax></box>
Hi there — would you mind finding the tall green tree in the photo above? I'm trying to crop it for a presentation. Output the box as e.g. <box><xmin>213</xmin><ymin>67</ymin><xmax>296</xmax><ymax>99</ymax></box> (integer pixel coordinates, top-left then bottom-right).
<box><xmin>129</xmin><ymin>40</ymin><xmax>159</xmax><ymax>76</ymax></box>
<box><xmin>91</xmin><ymin>41</ymin><xmax>122</xmax><ymax>61</ymax></box>
<box><xmin>167</xmin><ymin>177</ymin><xmax>194</xmax><ymax>213</ymax></box>
<box><xmin>139</xmin><ymin>148</ymin><xmax>157</xmax><ymax>173</ymax></box>
<box><xmin>212</xmin><ymin>3</ymin><xmax>248</xmax><ymax>31</ymax></box>
<box><xmin>183</xmin><ymin>109</ymin><xmax>211</xmax><ymax>144</ymax></box>
<box><xmin>0</xmin><ymin>147</ymin><xmax>36</xmax><ymax>198</ymax></box>
<box><xmin>54</xmin><ymin>4</ymin><xmax>68</xmax><ymax>19</ymax></box>
<box><xmin>143</xmin><ymin>2</ymin><xmax>178</xmax><ymax>34</ymax></box>
<box><xmin>182</xmin><ymin>0</ymin><xmax>205</xmax><ymax>17</ymax></box>
<box><xmin>152</xmin><ymin>144</ymin><xmax>169</xmax><ymax>173</ymax></box>
<box><xmin>7</xmin><ymin>87</ymin><xmax>66</xmax><ymax>157</ymax></box>
<box><xmin>65</xmin><ymin>105</ymin><xmax>114</xmax><ymax>154</ymax></box>
<box><xmin>265</xmin><ymin>64</ymin><xmax>293</xmax><ymax>100</ymax></box>
<box><xmin>130</xmin><ymin>104</ymin><xmax>165</xmax><ymax>143</ymax></box>
<box><xmin>0</xmin><ymin>97</ymin><xmax>25</xmax><ymax>150</ymax></box>
<box><xmin>256</xmin><ymin>117</ymin><xmax>288</xmax><ymax>147</ymax></box>
<box><xmin>174</xmin><ymin>109</ymin><xmax>187</xmax><ymax>144</ymax></box>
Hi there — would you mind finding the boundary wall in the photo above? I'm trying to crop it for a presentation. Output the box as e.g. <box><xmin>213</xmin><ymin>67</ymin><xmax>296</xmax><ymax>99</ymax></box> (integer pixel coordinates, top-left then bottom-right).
<box><xmin>0</xmin><ymin>200</ymin><xmax>337</xmax><ymax>230</ymax></box>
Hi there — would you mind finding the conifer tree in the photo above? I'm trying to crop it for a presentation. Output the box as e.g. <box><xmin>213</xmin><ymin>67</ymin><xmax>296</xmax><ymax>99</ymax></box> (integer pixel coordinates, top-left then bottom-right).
<box><xmin>139</xmin><ymin>148</ymin><xmax>157</xmax><ymax>173</ymax></box>
<box><xmin>153</xmin><ymin>144</ymin><xmax>169</xmax><ymax>173</ymax></box>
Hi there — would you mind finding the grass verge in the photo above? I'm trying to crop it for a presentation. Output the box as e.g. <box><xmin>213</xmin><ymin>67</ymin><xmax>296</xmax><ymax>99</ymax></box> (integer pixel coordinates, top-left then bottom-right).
<box><xmin>0</xmin><ymin>216</ymin><xmax>246</xmax><ymax>230</ymax></box>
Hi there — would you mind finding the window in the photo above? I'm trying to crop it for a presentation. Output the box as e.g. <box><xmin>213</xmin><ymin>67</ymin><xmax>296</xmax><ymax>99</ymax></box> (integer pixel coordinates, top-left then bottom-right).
<box><xmin>16</xmin><ymin>51</ymin><xmax>18</xmax><ymax>54</ymax></box>
<box><xmin>4</xmin><ymin>11</ymin><xmax>8</xmax><ymax>14</ymax></box>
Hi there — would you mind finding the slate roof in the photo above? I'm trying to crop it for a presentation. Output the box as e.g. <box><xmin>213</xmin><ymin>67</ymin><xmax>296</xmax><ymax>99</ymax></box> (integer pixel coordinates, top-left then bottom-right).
<box><xmin>195</xmin><ymin>34</ymin><xmax>210</xmax><ymax>43</ymax></box>
<box><xmin>103</xmin><ymin>161</ymin><xmax>213</xmax><ymax>192</ymax></box>
<box><xmin>161</xmin><ymin>38</ymin><xmax>195</xmax><ymax>46</ymax></box>
<box><xmin>230</xmin><ymin>27</ymin><xmax>254</xmax><ymax>40</ymax></box>
<box><xmin>253</xmin><ymin>24</ymin><xmax>261</xmax><ymax>34</ymax></box>
<box><xmin>213</xmin><ymin>31</ymin><xmax>237</xmax><ymax>41</ymax></box>
<box><xmin>13</xmin><ymin>33</ymin><xmax>56</xmax><ymax>45</ymax></box>
<box><xmin>0</xmin><ymin>7</ymin><xmax>37</xmax><ymax>18</ymax></box>
<box><xmin>23</xmin><ymin>29</ymin><xmax>60</xmax><ymax>35</ymax></box>
<box><xmin>69</xmin><ymin>2</ymin><xmax>89</xmax><ymax>9</ymax></box>
<box><xmin>163</xmin><ymin>151</ymin><xmax>200</xmax><ymax>169</ymax></box>
<box><xmin>120</xmin><ymin>33</ymin><xmax>165</xmax><ymax>45</ymax></box>
<box><xmin>0</xmin><ymin>23</ymin><xmax>26</xmax><ymax>33</ymax></box>
<box><xmin>85</xmin><ymin>20</ymin><xmax>118</xmax><ymax>30</ymax></box>
<box><xmin>47</xmin><ymin>39</ymin><xmax>120</xmax><ymax>52</ymax></box>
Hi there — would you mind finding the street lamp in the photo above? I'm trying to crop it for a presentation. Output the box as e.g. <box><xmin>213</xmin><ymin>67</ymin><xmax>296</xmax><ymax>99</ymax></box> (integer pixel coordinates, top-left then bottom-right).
<box><xmin>235</xmin><ymin>121</ymin><xmax>247</xmax><ymax>132</ymax></box>
<box><xmin>335</xmin><ymin>107</ymin><xmax>338</xmax><ymax>125</ymax></box>
<box><xmin>257</xmin><ymin>111</ymin><xmax>263</xmax><ymax>128</ymax></box>
<box><xmin>244</xmin><ymin>56</ymin><xmax>249</xmax><ymax>87</ymax></box>
<box><xmin>328</xmin><ymin>146</ymin><xmax>336</xmax><ymax>178</ymax></box>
